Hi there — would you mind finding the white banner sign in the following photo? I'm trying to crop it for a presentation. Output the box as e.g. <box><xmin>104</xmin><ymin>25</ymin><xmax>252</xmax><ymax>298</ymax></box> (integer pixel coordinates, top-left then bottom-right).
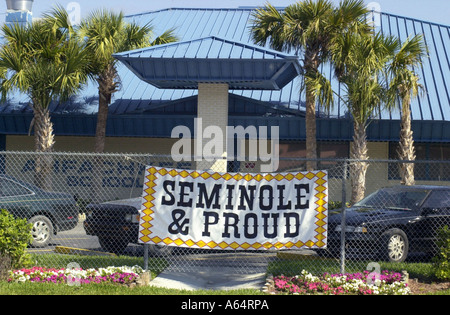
<box><xmin>138</xmin><ymin>167</ymin><xmax>328</xmax><ymax>250</ymax></box>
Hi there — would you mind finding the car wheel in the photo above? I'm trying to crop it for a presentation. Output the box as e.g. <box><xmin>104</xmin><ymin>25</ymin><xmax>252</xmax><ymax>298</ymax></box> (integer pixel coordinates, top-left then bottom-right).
<box><xmin>29</xmin><ymin>215</ymin><xmax>53</xmax><ymax>248</ymax></box>
<box><xmin>98</xmin><ymin>237</ymin><xmax>128</xmax><ymax>255</ymax></box>
<box><xmin>382</xmin><ymin>228</ymin><xmax>409</xmax><ymax>263</ymax></box>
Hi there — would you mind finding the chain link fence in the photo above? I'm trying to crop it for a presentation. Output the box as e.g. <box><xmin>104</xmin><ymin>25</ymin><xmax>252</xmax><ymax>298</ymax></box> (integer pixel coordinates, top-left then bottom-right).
<box><xmin>0</xmin><ymin>151</ymin><xmax>449</xmax><ymax>277</ymax></box>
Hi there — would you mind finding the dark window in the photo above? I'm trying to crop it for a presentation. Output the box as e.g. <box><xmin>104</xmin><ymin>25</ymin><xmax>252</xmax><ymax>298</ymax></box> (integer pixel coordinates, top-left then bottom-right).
<box><xmin>278</xmin><ymin>141</ymin><xmax>349</xmax><ymax>177</ymax></box>
<box><xmin>423</xmin><ymin>191</ymin><xmax>450</xmax><ymax>208</ymax></box>
<box><xmin>158</xmin><ymin>162</ymin><xmax>192</xmax><ymax>170</ymax></box>
<box><xmin>389</xmin><ymin>143</ymin><xmax>450</xmax><ymax>181</ymax></box>
<box><xmin>356</xmin><ymin>188</ymin><xmax>429</xmax><ymax>210</ymax></box>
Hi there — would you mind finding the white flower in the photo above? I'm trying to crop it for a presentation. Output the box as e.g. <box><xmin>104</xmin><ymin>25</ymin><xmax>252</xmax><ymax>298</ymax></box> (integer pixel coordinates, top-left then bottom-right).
<box><xmin>17</xmin><ymin>276</ymin><xmax>27</xmax><ymax>283</ymax></box>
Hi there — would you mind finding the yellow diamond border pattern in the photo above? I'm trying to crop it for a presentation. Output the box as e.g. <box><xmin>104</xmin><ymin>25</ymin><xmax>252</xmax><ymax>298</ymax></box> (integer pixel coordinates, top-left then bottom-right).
<box><xmin>139</xmin><ymin>167</ymin><xmax>328</xmax><ymax>250</ymax></box>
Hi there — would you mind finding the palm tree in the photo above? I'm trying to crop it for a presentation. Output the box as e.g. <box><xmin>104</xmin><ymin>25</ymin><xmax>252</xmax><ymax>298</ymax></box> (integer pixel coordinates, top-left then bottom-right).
<box><xmin>78</xmin><ymin>10</ymin><xmax>177</xmax><ymax>153</ymax></box>
<box><xmin>251</xmin><ymin>0</ymin><xmax>369</xmax><ymax>170</ymax></box>
<box><xmin>388</xmin><ymin>35</ymin><xmax>427</xmax><ymax>186</ymax></box>
<box><xmin>0</xmin><ymin>7</ymin><xmax>89</xmax><ymax>189</ymax></box>
<box><xmin>332</xmin><ymin>31</ymin><xmax>397</xmax><ymax>204</ymax></box>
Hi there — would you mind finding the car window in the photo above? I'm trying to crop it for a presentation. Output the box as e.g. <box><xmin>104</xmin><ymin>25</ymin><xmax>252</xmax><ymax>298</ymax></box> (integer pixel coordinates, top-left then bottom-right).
<box><xmin>355</xmin><ymin>188</ymin><xmax>429</xmax><ymax>210</ymax></box>
<box><xmin>423</xmin><ymin>190</ymin><xmax>450</xmax><ymax>208</ymax></box>
<box><xmin>0</xmin><ymin>178</ymin><xmax>33</xmax><ymax>198</ymax></box>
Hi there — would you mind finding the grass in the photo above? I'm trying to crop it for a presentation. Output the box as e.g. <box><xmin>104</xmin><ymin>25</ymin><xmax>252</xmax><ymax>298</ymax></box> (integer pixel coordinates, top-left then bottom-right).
<box><xmin>425</xmin><ymin>289</ymin><xmax>450</xmax><ymax>295</ymax></box>
<box><xmin>0</xmin><ymin>281</ymin><xmax>264</xmax><ymax>295</ymax></box>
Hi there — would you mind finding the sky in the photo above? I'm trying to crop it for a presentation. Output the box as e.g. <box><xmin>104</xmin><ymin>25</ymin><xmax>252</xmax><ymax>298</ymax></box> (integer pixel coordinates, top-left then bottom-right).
<box><xmin>0</xmin><ymin>0</ymin><xmax>448</xmax><ymax>26</ymax></box>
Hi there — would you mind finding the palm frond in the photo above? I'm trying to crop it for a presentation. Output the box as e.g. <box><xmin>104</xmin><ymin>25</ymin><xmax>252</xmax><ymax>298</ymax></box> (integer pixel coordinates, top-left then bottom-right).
<box><xmin>0</xmin><ymin>5</ymin><xmax>93</xmax><ymax>110</ymax></box>
<box><xmin>304</xmin><ymin>70</ymin><xmax>334</xmax><ymax>110</ymax></box>
<box><xmin>387</xmin><ymin>34</ymin><xmax>427</xmax><ymax>104</ymax></box>
<box><xmin>151</xmin><ymin>28</ymin><xmax>178</xmax><ymax>46</ymax></box>
<box><xmin>250</xmin><ymin>3</ymin><xmax>287</xmax><ymax>51</ymax></box>
<box><xmin>42</xmin><ymin>4</ymin><xmax>75</xmax><ymax>38</ymax></box>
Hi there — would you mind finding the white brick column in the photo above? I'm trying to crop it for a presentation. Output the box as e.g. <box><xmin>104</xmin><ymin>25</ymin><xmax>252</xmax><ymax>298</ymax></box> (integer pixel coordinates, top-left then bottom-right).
<box><xmin>196</xmin><ymin>83</ymin><xmax>229</xmax><ymax>172</ymax></box>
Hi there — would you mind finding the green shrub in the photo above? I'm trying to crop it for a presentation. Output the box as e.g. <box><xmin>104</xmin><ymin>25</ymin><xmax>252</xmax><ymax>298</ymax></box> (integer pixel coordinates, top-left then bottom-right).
<box><xmin>0</xmin><ymin>254</ymin><xmax>12</xmax><ymax>281</ymax></box>
<box><xmin>329</xmin><ymin>201</ymin><xmax>350</xmax><ymax>210</ymax></box>
<box><xmin>329</xmin><ymin>201</ymin><xmax>342</xmax><ymax>210</ymax></box>
<box><xmin>75</xmin><ymin>197</ymin><xmax>92</xmax><ymax>215</ymax></box>
<box><xmin>432</xmin><ymin>225</ymin><xmax>450</xmax><ymax>281</ymax></box>
<box><xmin>0</xmin><ymin>209</ymin><xmax>33</xmax><ymax>270</ymax></box>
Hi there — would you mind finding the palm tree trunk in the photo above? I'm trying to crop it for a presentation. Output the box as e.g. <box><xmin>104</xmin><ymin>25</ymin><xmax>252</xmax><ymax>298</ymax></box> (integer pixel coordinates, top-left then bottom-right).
<box><xmin>92</xmin><ymin>89</ymin><xmax>110</xmax><ymax>203</ymax></box>
<box><xmin>92</xmin><ymin>65</ymin><xmax>117</xmax><ymax>202</ymax></box>
<box><xmin>398</xmin><ymin>97</ymin><xmax>415</xmax><ymax>186</ymax></box>
<box><xmin>94</xmin><ymin>64</ymin><xmax>117</xmax><ymax>153</ymax></box>
<box><xmin>94</xmin><ymin>90</ymin><xmax>110</xmax><ymax>153</ymax></box>
<box><xmin>33</xmin><ymin>105</ymin><xmax>55</xmax><ymax>191</ymax></box>
<box><xmin>305</xmin><ymin>55</ymin><xmax>319</xmax><ymax>172</ymax></box>
<box><xmin>306</xmin><ymin>85</ymin><xmax>317</xmax><ymax>171</ymax></box>
<box><xmin>350</xmin><ymin>121</ymin><xmax>369</xmax><ymax>205</ymax></box>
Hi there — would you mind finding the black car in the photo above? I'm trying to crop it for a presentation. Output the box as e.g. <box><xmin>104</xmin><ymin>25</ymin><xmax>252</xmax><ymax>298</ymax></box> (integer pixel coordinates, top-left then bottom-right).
<box><xmin>83</xmin><ymin>198</ymin><xmax>173</xmax><ymax>255</ymax></box>
<box><xmin>324</xmin><ymin>185</ymin><xmax>450</xmax><ymax>262</ymax></box>
<box><xmin>83</xmin><ymin>198</ymin><xmax>141</xmax><ymax>254</ymax></box>
<box><xmin>0</xmin><ymin>175</ymin><xmax>79</xmax><ymax>247</ymax></box>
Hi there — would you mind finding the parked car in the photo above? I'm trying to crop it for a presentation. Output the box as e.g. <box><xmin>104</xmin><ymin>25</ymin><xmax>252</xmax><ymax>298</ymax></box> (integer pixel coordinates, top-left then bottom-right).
<box><xmin>323</xmin><ymin>185</ymin><xmax>450</xmax><ymax>262</ymax></box>
<box><xmin>83</xmin><ymin>198</ymin><xmax>172</xmax><ymax>255</ymax></box>
<box><xmin>0</xmin><ymin>175</ymin><xmax>79</xmax><ymax>247</ymax></box>
<box><xmin>83</xmin><ymin>198</ymin><xmax>140</xmax><ymax>254</ymax></box>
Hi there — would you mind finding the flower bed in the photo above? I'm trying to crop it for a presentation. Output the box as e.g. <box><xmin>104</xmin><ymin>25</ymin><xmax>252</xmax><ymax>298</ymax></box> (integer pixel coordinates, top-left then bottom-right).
<box><xmin>8</xmin><ymin>266</ymin><xmax>143</xmax><ymax>286</ymax></box>
<box><xmin>271</xmin><ymin>270</ymin><xmax>410</xmax><ymax>295</ymax></box>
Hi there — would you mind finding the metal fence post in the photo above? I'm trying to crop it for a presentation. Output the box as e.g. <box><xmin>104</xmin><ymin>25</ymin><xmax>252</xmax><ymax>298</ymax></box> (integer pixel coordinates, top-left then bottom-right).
<box><xmin>339</xmin><ymin>160</ymin><xmax>348</xmax><ymax>274</ymax></box>
<box><xmin>144</xmin><ymin>244</ymin><xmax>149</xmax><ymax>271</ymax></box>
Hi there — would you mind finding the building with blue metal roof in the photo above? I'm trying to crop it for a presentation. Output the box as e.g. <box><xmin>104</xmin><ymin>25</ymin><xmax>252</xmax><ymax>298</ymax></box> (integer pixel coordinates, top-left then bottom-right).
<box><xmin>0</xmin><ymin>7</ymin><xmax>449</xmax><ymax>170</ymax></box>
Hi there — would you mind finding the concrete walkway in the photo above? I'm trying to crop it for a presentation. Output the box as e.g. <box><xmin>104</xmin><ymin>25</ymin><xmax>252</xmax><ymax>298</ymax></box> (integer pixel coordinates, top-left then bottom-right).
<box><xmin>148</xmin><ymin>252</ymin><xmax>276</xmax><ymax>291</ymax></box>
<box><xmin>149</xmin><ymin>267</ymin><xmax>267</xmax><ymax>291</ymax></box>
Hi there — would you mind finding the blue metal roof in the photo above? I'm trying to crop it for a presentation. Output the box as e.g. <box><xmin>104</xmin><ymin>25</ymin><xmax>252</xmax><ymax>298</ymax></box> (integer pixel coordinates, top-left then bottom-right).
<box><xmin>370</xmin><ymin>11</ymin><xmax>450</xmax><ymax>122</ymax></box>
<box><xmin>0</xmin><ymin>8</ymin><xmax>449</xmax><ymax>142</ymax></box>
<box><xmin>113</xmin><ymin>36</ymin><xmax>301</xmax><ymax>90</ymax></box>
<box><xmin>123</xmin><ymin>8</ymin><xmax>450</xmax><ymax>122</ymax></box>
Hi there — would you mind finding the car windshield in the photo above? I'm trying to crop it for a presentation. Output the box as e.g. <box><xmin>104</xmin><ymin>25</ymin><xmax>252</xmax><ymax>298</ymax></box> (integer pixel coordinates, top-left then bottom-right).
<box><xmin>354</xmin><ymin>188</ymin><xmax>430</xmax><ymax>210</ymax></box>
